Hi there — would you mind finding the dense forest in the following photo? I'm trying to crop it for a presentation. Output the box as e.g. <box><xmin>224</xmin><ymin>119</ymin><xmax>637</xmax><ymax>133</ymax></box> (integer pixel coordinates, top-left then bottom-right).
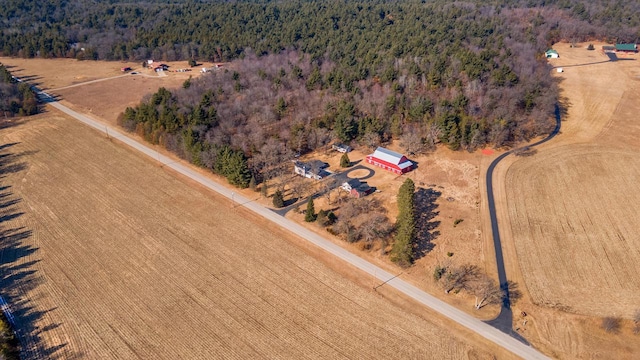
<box><xmin>0</xmin><ymin>65</ymin><xmax>38</xmax><ymax>117</ymax></box>
<box><xmin>2</xmin><ymin>0</ymin><xmax>639</xmax><ymax>186</ymax></box>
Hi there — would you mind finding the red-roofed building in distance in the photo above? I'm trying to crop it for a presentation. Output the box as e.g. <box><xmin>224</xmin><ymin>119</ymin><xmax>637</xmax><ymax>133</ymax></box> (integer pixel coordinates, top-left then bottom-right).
<box><xmin>366</xmin><ymin>147</ymin><xmax>413</xmax><ymax>174</ymax></box>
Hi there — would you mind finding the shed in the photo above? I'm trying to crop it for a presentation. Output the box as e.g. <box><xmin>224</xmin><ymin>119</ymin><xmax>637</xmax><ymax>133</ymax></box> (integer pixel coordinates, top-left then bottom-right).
<box><xmin>545</xmin><ymin>49</ymin><xmax>559</xmax><ymax>58</ymax></box>
<box><xmin>615</xmin><ymin>44</ymin><xmax>638</xmax><ymax>53</ymax></box>
<box><xmin>366</xmin><ymin>147</ymin><xmax>413</xmax><ymax>175</ymax></box>
<box><xmin>332</xmin><ymin>143</ymin><xmax>352</xmax><ymax>153</ymax></box>
<box><xmin>350</xmin><ymin>183</ymin><xmax>373</xmax><ymax>198</ymax></box>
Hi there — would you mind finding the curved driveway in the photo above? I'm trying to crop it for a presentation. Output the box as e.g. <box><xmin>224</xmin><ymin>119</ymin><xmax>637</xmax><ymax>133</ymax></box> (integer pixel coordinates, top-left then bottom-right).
<box><xmin>39</xmin><ymin>91</ymin><xmax>550</xmax><ymax>359</ymax></box>
<box><xmin>485</xmin><ymin>105</ymin><xmax>562</xmax><ymax>333</ymax></box>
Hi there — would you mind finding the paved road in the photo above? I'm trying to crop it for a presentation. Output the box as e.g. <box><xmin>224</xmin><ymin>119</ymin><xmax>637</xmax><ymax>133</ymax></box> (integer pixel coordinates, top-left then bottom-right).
<box><xmin>36</xmin><ymin>90</ymin><xmax>550</xmax><ymax>359</ymax></box>
<box><xmin>485</xmin><ymin>105</ymin><xmax>562</xmax><ymax>334</ymax></box>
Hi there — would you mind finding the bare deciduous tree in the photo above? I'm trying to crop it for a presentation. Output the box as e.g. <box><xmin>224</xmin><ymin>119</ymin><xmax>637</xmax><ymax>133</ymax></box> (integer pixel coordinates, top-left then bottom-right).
<box><xmin>360</xmin><ymin>131</ymin><xmax>381</xmax><ymax>150</ymax></box>
<box><xmin>470</xmin><ymin>275</ymin><xmax>503</xmax><ymax>310</ymax></box>
<box><xmin>321</xmin><ymin>177</ymin><xmax>337</xmax><ymax>205</ymax></box>
<box><xmin>358</xmin><ymin>212</ymin><xmax>392</xmax><ymax>244</ymax></box>
<box><xmin>400</xmin><ymin>130</ymin><xmax>423</xmax><ymax>155</ymax></box>
<box><xmin>441</xmin><ymin>264</ymin><xmax>479</xmax><ymax>294</ymax></box>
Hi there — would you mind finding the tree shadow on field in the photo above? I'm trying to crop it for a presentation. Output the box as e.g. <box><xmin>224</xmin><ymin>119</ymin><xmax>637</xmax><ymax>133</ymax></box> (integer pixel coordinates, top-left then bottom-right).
<box><xmin>413</xmin><ymin>187</ymin><xmax>441</xmax><ymax>260</ymax></box>
<box><xmin>1</xmin><ymin>142</ymin><xmax>69</xmax><ymax>359</ymax></box>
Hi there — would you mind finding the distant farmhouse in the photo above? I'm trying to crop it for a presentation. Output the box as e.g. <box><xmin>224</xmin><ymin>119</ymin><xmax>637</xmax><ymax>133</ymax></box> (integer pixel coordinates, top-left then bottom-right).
<box><xmin>545</xmin><ymin>49</ymin><xmax>559</xmax><ymax>58</ymax></box>
<box><xmin>366</xmin><ymin>147</ymin><xmax>413</xmax><ymax>175</ymax></box>
<box><xmin>153</xmin><ymin>64</ymin><xmax>169</xmax><ymax>72</ymax></box>
<box><xmin>294</xmin><ymin>160</ymin><xmax>330</xmax><ymax>180</ymax></box>
<box><xmin>341</xmin><ymin>179</ymin><xmax>373</xmax><ymax>198</ymax></box>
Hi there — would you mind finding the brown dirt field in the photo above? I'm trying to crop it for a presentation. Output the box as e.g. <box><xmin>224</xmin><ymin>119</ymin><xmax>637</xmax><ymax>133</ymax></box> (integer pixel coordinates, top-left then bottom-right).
<box><xmin>0</xmin><ymin>112</ymin><xmax>507</xmax><ymax>359</ymax></box>
<box><xmin>0</xmin><ymin>57</ymin><xmax>204</xmax><ymax>125</ymax></box>
<box><xmin>1</xmin><ymin>58</ymin><xmax>491</xmax><ymax>320</ymax></box>
<box><xmin>484</xmin><ymin>42</ymin><xmax>640</xmax><ymax>358</ymax></box>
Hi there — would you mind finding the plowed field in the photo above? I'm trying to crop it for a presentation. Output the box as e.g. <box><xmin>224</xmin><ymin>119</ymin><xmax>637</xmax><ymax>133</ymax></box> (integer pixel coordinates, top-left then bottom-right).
<box><xmin>0</xmin><ymin>112</ymin><xmax>497</xmax><ymax>359</ymax></box>
<box><xmin>503</xmin><ymin>43</ymin><xmax>640</xmax><ymax>318</ymax></box>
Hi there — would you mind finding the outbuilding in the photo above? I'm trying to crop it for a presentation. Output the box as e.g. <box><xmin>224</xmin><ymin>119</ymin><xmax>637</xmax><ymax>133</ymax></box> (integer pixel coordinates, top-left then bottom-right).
<box><xmin>545</xmin><ymin>49</ymin><xmax>559</xmax><ymax>58</ymax></box>
<box><xmin>332</xmin><ymin>143</ymin><xmax>352</xmax><ymax>153</ymax></box>
<box><xmin>615</xmin><ymin>43</ymin><xmax>638</xmax><ymax>53</ymax></box>
<box><xmin>341</xmin><ymin>179</ymin><xmax>373</xmax><ymax>198</ymax></box>
<box><xmin>365</xmin><ymin>147</ymin><xmax>413</xmax><ymax>175</ymax></box>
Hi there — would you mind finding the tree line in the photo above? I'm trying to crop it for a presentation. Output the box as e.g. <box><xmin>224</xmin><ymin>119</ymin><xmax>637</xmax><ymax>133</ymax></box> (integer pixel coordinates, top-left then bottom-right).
<box><xmin>1</xmin><ymin>0</ymin><xmax>639</xmax><ymax>62</ymax></box>
<box><xmin>0</xmin><ymin>65</ymin><xmax>38</xmax><ymax>118</ymax></box>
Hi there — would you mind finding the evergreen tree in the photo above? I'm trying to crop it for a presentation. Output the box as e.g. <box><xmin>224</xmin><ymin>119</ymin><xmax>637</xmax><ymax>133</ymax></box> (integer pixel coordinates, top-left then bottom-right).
<box><xmin>391</xmin><ymin>178</ymin><xmax>416</xmax><ymax>267</ymax></box>
<box><xmin>305</xmin><ymin>197</ymin><xmax>316</xmax><ymax>222</ymax></box>
<box><xmin>273</xmin><ymin>190</ymin><xmax>284</xmax><ymax>208</ymax></box>
<box><xmin>340</xmin><ymin>153</ymin><xmax>351</xmax><ymax>168</ymax></box>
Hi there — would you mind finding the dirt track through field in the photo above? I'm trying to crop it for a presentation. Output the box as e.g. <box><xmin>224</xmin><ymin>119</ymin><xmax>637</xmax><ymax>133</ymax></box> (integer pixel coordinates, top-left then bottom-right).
<box><xmin>0</xmin><ymin>113</ymin><xmax>496</xmax><ymax>359</ymax></box>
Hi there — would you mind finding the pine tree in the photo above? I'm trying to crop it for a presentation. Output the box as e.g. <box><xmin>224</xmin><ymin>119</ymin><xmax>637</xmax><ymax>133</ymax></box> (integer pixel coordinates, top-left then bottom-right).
<box><xmin>340</xmin><ymin>153</ymin><xmax>351</xmax><ymax>168</ymax></box>
<box><xmin>273</xmin><ymin>190</ymin><xmax>284</xmax><ymax>208</ymax></box>
<box><xmin>305</xmin><ymin>197</ymin><xmax>316</xmax><ymax>222</ymax></box>
<box><xmin>391</xmin><ymin>178</ymin><xmax>416</xmax><ymax>267</ymax></box>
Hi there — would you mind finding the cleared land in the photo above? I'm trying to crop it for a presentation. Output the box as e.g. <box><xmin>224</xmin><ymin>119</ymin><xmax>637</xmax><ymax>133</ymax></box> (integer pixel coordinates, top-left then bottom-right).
<box><xmin>0</xmin><ymin>57</ymin><xmax>201</xmax><ymax>124</ymax></box>
<box><xmin>484</xmin><ymin>43</ymin><xmax>640</xmax><ymax>357</ymax></box>
<box><xmin>0</xmin><ymin>112</ymin><xmax>502</xmax><ymax>359</ymax></box>
<box><xmin>0</xmin><ymin>57</ymin><xmax>492</xmax><ymax>317</ymax></box>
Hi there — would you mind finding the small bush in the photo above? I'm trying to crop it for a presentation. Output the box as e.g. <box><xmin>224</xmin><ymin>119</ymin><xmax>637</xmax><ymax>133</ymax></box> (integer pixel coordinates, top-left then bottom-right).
<box><xmin>587</xmin><ymin>43</ymin><xmax>595</xmax><ymax>50</ymax></box>
<box><xmin>453</xmin><ymin>218</ymin><xmax>464</xmax><ymax>227</ymax></box>
<box><xmin>326</xmin><ymin>227</ymin><xmax>338</xmax><ymax>235</ymax></box>
<box><xmin>447</xmin><ymin>252</ymin><xmax>454</xmax><ymax>257</ymax></box>
<box><xmin>601</xmin><ymin>317</ymin><xmax>621</xmax><ymax>333</ymax></box>
<box><xmin>317</xmin><ymin>210</ymin><xmax>336</xmax><ymax>226</ymax></box>
<box><xmin>433</xmin><ymin>265</ymin><xmax>447</xmax><ymax>281</ymax></box>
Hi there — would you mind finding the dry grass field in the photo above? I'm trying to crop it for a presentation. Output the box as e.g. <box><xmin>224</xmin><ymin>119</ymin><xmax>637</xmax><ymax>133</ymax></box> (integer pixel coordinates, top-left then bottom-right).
<box><xmin>0</xmin><ymin>57</ymin><xmax>203</xmax><ymax>124</ymax></box>
<box><xmin>486</xmin><ymin>42</ymin><xmax>640</xmax><ymax>357</ymax></box>
<box><xmin>0</xmin><ymin>112</ymin><xmax>504</xmax><ymax>359</ymax></box>
<box><xmin>1</xmin><ymin>56</ymin><xmax>494</xmax><ymax>322</ymax></box>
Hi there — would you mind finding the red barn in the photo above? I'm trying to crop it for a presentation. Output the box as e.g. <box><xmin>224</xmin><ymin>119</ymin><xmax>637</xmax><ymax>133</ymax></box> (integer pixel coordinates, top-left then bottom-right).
<box><xmin>366</xmin><ymin>147</ymin><xmax>413</xmax><ymax>174</ymax></box>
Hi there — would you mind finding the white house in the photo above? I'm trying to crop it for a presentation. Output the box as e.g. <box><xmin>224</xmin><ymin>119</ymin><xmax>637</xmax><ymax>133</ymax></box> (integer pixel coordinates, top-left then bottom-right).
<box><xmin>294</xmin><ymin>160</ymin><xmax>329</xmax><ymax>180</ymax></box>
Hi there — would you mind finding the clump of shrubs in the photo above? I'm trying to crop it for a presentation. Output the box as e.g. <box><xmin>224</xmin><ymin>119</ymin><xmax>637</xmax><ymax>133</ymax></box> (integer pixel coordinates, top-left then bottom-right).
<box><xmin>317</xmin><ymin>209</ymin><xmax>336</xmax><ymax>226</ymax></box>
<box><xmin>601</xmin><ymin>317</ymin><xmax>621</xmax><ymax>333</ymax></box>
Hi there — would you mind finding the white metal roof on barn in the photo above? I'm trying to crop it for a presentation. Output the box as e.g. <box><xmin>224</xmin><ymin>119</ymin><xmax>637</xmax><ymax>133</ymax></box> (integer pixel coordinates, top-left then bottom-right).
<box><xmin>370</xmin><ymin>147</ymin><xmax>412</xmax><ymax>169</ymax></box>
